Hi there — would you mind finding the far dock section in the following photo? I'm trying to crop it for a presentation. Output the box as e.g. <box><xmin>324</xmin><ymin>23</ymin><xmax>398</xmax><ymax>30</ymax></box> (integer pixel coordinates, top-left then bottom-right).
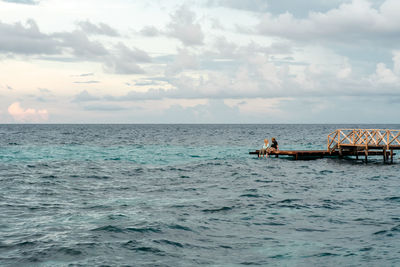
<box><xmin>250</xmin><ymin>129</ymin><xmax>400</xmax><ymax>163</ymax></box>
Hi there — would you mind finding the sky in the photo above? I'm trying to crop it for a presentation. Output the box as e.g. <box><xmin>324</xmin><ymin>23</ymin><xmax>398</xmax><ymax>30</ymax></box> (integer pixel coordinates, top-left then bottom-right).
<box><xmin>0</xmin><ymin>0</ymin><xmax>399</xmax><ymax>123</ymax></box>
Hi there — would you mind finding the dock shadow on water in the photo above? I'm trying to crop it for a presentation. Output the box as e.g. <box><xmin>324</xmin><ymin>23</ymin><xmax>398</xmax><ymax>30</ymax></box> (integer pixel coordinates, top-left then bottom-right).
<box><xmin>0</xmin><ymin>124</ymin><xmax>400</xmax><ymax>266</ymax></box>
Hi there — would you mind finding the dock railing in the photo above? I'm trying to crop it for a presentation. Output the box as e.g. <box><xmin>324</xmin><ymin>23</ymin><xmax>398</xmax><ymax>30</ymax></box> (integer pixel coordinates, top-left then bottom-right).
<box><xmin>327</xmin><ymin>129</ymin><xmax>400</xmax><ymax>152</ymax></box>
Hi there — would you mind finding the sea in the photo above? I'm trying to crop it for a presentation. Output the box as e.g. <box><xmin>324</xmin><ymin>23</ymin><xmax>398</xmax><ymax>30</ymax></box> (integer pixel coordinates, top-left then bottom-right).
<box><xmin>0</xmin><ymin>124</ymin><xmax>399</xmax><ymax>266</ymax></box>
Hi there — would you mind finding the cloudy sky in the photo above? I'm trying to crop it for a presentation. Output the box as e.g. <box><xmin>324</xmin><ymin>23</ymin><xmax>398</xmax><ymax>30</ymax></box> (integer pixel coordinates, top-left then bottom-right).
<box><xmin>1</xmin><ymin>0</ymin><xmax>399</xmax><ymax>123</ymax></box>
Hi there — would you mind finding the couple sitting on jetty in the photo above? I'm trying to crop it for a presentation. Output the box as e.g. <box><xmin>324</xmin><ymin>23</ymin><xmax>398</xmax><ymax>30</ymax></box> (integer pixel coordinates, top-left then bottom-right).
<box><xmin>259</xmin><ymin>138</ymin><xmax>278</xmax><ymax>158</ymax></box>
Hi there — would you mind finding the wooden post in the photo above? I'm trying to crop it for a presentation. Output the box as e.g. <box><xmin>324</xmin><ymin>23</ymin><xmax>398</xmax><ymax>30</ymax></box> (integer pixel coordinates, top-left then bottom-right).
<box><xmin>365</xmin><ymin>150</ymin><xmax>368</xmax><ymax>163</ymax></box>
<box><xmin>295</xmin><ymin>153</ymin><xmax>298</xmax><ymax>160</ymax></box>
<box><xmin>390</xmin><ymin>149</ymin><xmax>393</xmax><ymax>164</ymax></box>
<box><xmin>383</xmin><ymin>148</ymin><xmax>386</xmax><ymax>163</ymax></box>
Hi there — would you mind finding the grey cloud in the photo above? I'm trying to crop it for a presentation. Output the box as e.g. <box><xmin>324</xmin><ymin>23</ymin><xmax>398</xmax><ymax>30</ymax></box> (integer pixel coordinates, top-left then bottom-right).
<box><xmin>37</xmin><ymin>56</ymin><xmax>80</xmax><ymax>62</ymax></box>
<box><xmin>105</xmin><ymin>60</ymin><xmax>145</xmax><ymax>74</ymax></box>
<box><xmin>134</xmin><ymin>80</ymin><xmax>159</xmax><ymax>86</ymax></box>
<box><xmin>207</xmin><ymin>0</ymin><xmax>350</xmax><ymax>17</ymax></box>
<box><xmin>139</xmin><ymin>26</ymin><xmax>160</xmax><ymax>37</ymax></box>
<box><xmin>36</xmin><ymin>96</ymin><xmax>47</xmax><ymax>102</ymax></box>
<box><xmin>0</xmin><ymin>19</ymin><xmax>151</xmax><ymax>74</ymax></box>
<box><xmin>76</xmin><ymin>73</ymin><xmax>94</xmax><ymax>77</ymax></box>
<box><xmin>84</xmin><ymin>104</ymin><xmax>127</xmax><ymax>111</ymax></box>
<box><xmin>0</xmin><ymin>19</ymin><xmax>61</xmax><ymax>55</ymax></box>
<box><xmin>1</xmin><ymin>0</ymin><xmax>39</xmax><ymax>5</ymax></box>
<box><xmin>210</xmin><ymin>18</ymin><xmax>225</xmax><ymax>30</ymax></box>
<box><xmin>207</xmin><ymin>0</ymin><xmax>269</xmax><ymax>12</ymax></box>
<box><xmin>165</xmin><ymin>48</ymin><xmax>198</xmax><ymax>75</ymax></box>
<box><xmin>104</xmin><ymin>43</ymin><xmax>151</xmax><ymax>74</ymax></box>
<box><xmin>0</xmin><ymin>19</ymin><xmax>109</xmax><ymax>59</ymax></box>
<box><xmin>38</xmin><ymin>88</ymin><xmax>51</xmax><ymax>93</ymax></box>
<box><xmin>203</xmin><ymin>37</ymin><xmax>292</xmax><ymax>69</ymax></box>
<box><xmin>54</xmin><ymin>30</ymin><xmax>109</xmax><ymax>59</ymax></box>
<box><xmin>256</xmin><ymin>0</ymin><xmax>400</xmax><ymax>44</ymax></box>
<box><xmin>265</xmin><ymin>0</ymin><xmax>351</xmax><ymax>18</ymax></box>
<box><xmin>105</xmin><ymin>88</ymin><xmax>167</xmax><ymax>101</ymax></box>
<box><xmin>72</xmin><ymin>90</ymin><xmax>99</xmax><ymax>102</ymax></box>
<box><xmin>130</xmin><ymin>77</ymin><xmax>170</xmax><ymax>86</ymax></box>
<box><xmin>77</xmin><ymin>21</ymin><xmax>119</xmax><ymax>36</ymax></box>
<box><xmin>114</xmin><ymin>43</ymin><xmax>150</xmax><ymax>63</ymax></box>
<box><xmin>138</xmin><ymin>6</ymin><xmax>204</xmax><ymax>46</ymax></box>
<box><xmin>73</xmin><ymin>81</ymin><xmax>100</xmax><ymax>84</ymax></box>
<box><xmin>167</xmin><ymin>6</ymin><xmax>204</xmax><ymax>46</ymax></box>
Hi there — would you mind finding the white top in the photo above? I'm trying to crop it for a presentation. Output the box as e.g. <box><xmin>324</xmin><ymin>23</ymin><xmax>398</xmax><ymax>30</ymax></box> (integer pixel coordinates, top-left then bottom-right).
<box><xmin>262</xmin><ymin>143</ymin><xmax>270</xmax><ymax>149</ymax></box>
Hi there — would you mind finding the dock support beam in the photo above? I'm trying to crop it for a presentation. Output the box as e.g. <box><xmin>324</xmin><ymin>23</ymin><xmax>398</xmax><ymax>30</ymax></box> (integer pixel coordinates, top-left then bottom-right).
<box><xmin>383</xmin><ymin>148</ymin><xmax>387</xmax><ymax>163</ymax></box>
<box><xmin>391</xmin><ymin>149</ymin><xmax>394</xmax><ymax>164</ymax></box>
<box><xmin>365</xmin><ymin>150</ymin><xmax>368</xmax><ymax>163</ymax></box>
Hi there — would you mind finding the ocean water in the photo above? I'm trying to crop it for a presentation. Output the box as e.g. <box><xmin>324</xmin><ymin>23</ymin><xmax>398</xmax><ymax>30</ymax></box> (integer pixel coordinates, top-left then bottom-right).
<box><xmin>0</xmin><ymin>124</ymin><xmax>399</xmax><ymax>266</ymax></box>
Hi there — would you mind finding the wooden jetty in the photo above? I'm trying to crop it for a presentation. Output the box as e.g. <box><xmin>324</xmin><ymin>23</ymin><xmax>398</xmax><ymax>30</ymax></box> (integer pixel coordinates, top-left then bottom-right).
<box><xmin>250</xmin><ymin>129</ymin><xmax>400</xmax><ymax>163</ymax></box>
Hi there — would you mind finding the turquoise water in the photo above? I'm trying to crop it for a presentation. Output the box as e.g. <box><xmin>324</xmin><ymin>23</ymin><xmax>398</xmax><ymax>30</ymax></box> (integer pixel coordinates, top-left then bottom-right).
<box><xmin>0</xmin><ymin>124</ymin><xmax>399</xmax><ymax>266</ymax></box>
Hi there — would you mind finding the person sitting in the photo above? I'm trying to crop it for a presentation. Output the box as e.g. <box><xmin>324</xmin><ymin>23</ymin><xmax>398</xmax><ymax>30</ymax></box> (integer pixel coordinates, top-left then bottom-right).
<box><xmin>259</xmin><ymin>139</ymin><xmax>270</xmax><ymax>158</ymax></box>
<box><xmin>270</xmin><ymin>137</ymin><xmax>279</xmax><ymax>153</ymax></box>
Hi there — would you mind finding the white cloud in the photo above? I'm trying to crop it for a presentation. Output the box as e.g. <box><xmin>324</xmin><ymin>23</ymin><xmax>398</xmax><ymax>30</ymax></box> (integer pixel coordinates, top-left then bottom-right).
<box><xmin>370</xmin><ymin>50</ymin><xmax>400</xmax><ymax>84</ymax></box>
<box><xmin>165</xmin><ymin>48</ymin><xmax>198</xmax><ymax>75</ymax></box>
<box><xmin>374</xmin><ymin>63</ymin><xmax>398</xmax><ymax>84</ymax></box>
<box><xmin>72</xmin><ymin>90</ymin><xmax>99</xmax><ymax>102</ymax></box>
<box><xmin>8</xmin><ymin>102</ymin><xmax>48</xmax><ymax>122</ymax></box>
<box><xmin>337</xmin><ymin>60</ymin><xmax>352</xmax><ymax>79</ymax></box>
<box><xmin>1</xmin><ymin>0</ymin><xmax>38</xmax><ymax>5</ymax></box>
<box><xmin>393</xmin><ymin>50</ymin><xmax>400</xmax><ymax>75</ymax></box>
<box><xmin>77</xmin><ymin>20</ymin><xmax>119</xmax><ymax>36</ymax></box>
<box><xmin>257</xmin><ymin>0</ymin><xmax>400</xmax><ymax>43</ymax></box>
<box><xmin>167</xmin><ymin>5</ymin><xmax>204</xmax><ymax>46</ymax></box>
<box><xmin>139</xmin><ymin>25</ymin><xmax>160</xmax><ymax>37</ymax></box>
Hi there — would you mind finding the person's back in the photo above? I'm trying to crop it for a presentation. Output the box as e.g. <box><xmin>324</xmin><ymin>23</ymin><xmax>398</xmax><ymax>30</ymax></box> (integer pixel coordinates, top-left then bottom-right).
<box><xmin>271</xmin><ymin>138</ymin><xmax>278</xmax><ymax>151</ymax></box>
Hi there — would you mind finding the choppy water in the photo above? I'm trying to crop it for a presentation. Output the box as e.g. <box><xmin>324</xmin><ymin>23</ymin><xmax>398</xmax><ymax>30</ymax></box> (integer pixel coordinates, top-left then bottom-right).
<box><xmin>0</xmin><ymin>124</ymin><xmax>399</xmax><ymax>266</ymax></box>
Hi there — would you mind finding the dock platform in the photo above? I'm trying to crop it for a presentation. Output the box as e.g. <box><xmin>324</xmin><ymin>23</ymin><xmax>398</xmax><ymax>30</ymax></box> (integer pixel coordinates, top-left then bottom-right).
<box><xmin>250</xmin><ymin>129</ymin><xmax>400</xmax><ymax>163</ymax></box>
<box><xmin>249</xmin><ymin>149</ymin><xmax>395</xmax><ymax>161</ymax></box>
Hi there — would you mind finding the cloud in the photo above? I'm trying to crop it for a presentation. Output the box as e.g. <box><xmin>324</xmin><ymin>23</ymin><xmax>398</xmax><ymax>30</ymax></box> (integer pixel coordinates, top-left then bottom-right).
<box><xmin>369</xmin><ymin>50</ymin><xmax>400</xmax><ymax>84</ymax></box>
<box><xmin>73</xmin><ymin>80</ymin><xmax>100</xmax><ymax>84</ymax></box>
<box><xmin>77</xmin><ymin>73</ymin><xmax>94</xmax><ymax>77</ymax></box>
<box><xmin>0</xmin><ymin>19</ymin><xmax>61</xmax><ymax>55</ymax></box>
<box><xmin>166</xmin><ymin>99</ymin><xmax>241</xmax><ymax>123</ymax></box>
<box><xmin>0</xmin><ymin>19</ymin><xmax>151</xmax><ymax>74</ymax></box>
<box><xmin>38</xmin><ymin>88</ymin><xmax>51</xmax><ymax>93</ymax></box>
<box><xmin>84</xmin><ymin>104</ymin><xmax>127</xmax><ymax>111</ymax></box>
<box><xmin>104</xmin><ymin>43</ymin><xmax>151</xmax><ymax>74</ymax></box>
<box><xmin>167</xmin><ymin>5</ymin><xmax>204</xmax><ymax>46</ymax></box>
<box><xmin>8</xmin><ymin>102</ymin><xmax>48</xmax><ymax>122</ymax></box>
<box><xmin>207</xmin><ymin>0</ymin><xmax>269</xmax><ymax>12</ymax></box>
<box><xmin>1</xmin><ymin>0</ymin><xmax>39</xmax><ymax>5</ymax></box>
<box><xmin>77</xmin><ymin>20</ymin><xmax>119</xmax><ymax>36</ymax></box>
<box><xmin>72</xmin><ymin>90</ymin><xmax>99</xmax><ymax>102</ymax></box>
<box><xmin>54</xmin><ymin>30</ymin><xmax>109</xmax><ymax>59</ymax></box>
<box><xmin>257</xmin><ymin>0</ymin><xmax>400</xmax><ymax>44</ymax></box>
<box><xmin>0</xmin><ymin>19</ymin><xmax>109</xmax><ymax>58</ymax></box>
<box><xmin>165</xmin><ymin>48</ymin><xmax>198</xmax><ymax>75</ymax></box>
<box><xmin>139</xmin><ymin>26</ymin><xmax>160</xmax><ymax>37</ymax></box>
